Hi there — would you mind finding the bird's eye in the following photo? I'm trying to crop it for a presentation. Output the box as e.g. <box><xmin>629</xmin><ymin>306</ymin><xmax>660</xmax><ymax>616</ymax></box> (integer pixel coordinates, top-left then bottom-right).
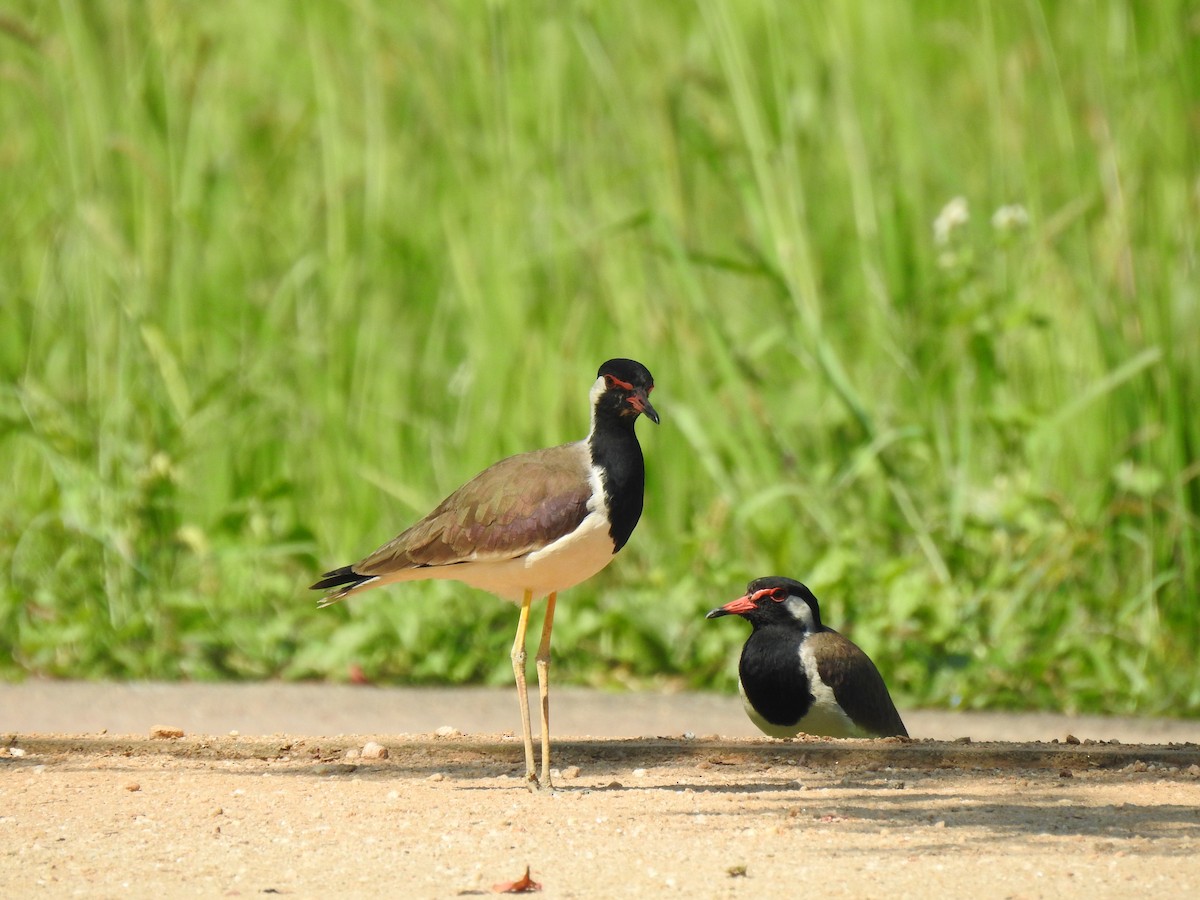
<box><xmin>604</xmin><ymin>374</ymin><xmax>635</xmax><ymax>392</ymax></box>
<box><xmin>771</xmin><ymin>589</ymin><xmax>786</xmax><ymax>602</ymax></box>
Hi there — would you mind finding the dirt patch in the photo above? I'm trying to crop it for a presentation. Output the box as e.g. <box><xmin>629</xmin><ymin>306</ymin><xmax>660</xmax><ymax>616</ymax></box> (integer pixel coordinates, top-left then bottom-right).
<box><xmin>3</xmin><ymin>732</ymin><xmax>1199</xmax><ymax>897</ymax></box>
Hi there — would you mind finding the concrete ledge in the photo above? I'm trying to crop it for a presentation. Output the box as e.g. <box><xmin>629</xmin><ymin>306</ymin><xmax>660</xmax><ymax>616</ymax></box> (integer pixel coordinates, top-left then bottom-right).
<box><xmin>3</xmin><ymin>679</ymin><xmax>1199</xmax><ymax>744</ymax></box>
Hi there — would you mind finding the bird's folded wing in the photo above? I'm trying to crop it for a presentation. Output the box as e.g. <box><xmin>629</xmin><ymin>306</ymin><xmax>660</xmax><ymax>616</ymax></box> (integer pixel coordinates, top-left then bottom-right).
<box><xmin>811</xmin><ymin>635</ymin><xmax>876</xmax><ymax>696</ymax></box>
<box><xmin>810</xmin><ymin>631</ymin><xmax>905</xmax><ymax>735</ymax></box>
<box><xmin>354</xmin><ymin>444</ymin><xmax>594</xmax><ymax>575</ymax></box>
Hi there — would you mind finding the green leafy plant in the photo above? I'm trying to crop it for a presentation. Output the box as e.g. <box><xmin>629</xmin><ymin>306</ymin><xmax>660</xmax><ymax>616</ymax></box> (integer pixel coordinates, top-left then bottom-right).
<box><xmin>1</xmin><ymin>1</ymin><xmax>1195</xmax><ymax>715</ymax></box>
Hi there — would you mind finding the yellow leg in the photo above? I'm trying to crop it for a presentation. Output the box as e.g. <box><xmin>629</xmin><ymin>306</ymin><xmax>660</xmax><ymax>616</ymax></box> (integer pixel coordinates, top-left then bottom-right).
<box><xmin>535</xmin><ymin>592</ymin><xmax>557</xmax><ymax>789</ymax></box>
<box><xmin>510</xmin><ymin>588</ymin><xmax>538</xmax><ymax>790</ymax></box>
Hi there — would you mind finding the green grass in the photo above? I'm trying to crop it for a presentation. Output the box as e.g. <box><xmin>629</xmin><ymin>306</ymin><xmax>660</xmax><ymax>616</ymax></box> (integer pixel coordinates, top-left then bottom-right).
<box><xmin>2</xmin><ymin>1</ymin><xmax>1197</xmax><ymax>716</ymax></box>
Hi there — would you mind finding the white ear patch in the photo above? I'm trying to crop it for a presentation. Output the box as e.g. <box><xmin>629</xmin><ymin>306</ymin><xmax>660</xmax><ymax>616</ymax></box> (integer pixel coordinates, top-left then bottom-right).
<box><xmin>589</xmin><ymin>374</ymin><xmax>607</xmax><ymax>404</ymax></box>
<box><xmin>783</xmin><ymin>595</ymin><xmax>816</xmax><ymax>631</ymax></box>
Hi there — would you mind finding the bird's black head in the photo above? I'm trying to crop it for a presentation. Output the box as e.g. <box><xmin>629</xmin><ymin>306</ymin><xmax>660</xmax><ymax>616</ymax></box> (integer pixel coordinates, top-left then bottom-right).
<box><xmin>705</xmin><ymin>576</ymin><xmax>823</xmax><ymax>633</ymax></box>
<box><xmin>592</xmin><ymin>358</ymin><xmax>659</xmax><ymax>426</ymax></box>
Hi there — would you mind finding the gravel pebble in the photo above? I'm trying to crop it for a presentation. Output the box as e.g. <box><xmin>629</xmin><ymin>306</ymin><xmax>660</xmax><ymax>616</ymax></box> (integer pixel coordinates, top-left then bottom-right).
<box><xmin>361</xmin><ymin>741</ymin><xmax>388</xmax><ymax>759</ymax></box>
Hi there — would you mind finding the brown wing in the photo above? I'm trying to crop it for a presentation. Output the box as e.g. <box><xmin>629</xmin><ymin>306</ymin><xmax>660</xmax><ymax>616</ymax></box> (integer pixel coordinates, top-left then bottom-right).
<box><xmin>810</xmin><ymin>630</ymin><xmax>908</xmax><ymax>738</ymax></box>
<box><xmin>353</xmin><ymin>442</ymin><xmax>594</xmax><ymax>575</ymax></box>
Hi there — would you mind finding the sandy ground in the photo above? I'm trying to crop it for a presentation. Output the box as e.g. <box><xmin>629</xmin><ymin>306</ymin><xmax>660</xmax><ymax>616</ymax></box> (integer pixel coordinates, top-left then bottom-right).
<box><xmin>3</xmin><ymin>682</ymin><xmax>1200</xmax><ymax>898</ymax></box>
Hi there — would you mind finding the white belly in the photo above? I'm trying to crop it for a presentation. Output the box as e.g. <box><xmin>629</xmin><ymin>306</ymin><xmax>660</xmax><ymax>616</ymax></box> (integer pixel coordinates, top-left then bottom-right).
<box><xmin>416</xmin><ymin>512</ymin><xmax>618</xmax><ymax>602</ymax></box>
<box><xmin>740</xmin><ymin>686</ymin><xmax>866</xmax><ymax>739</ymax></box>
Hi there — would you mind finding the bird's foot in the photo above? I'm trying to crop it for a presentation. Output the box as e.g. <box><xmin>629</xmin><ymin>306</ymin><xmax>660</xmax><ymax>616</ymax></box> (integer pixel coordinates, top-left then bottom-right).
<box><xmin>524</xmin><ymin>772</ymin><xmax>556</xmax><ymax>794</ymax></box>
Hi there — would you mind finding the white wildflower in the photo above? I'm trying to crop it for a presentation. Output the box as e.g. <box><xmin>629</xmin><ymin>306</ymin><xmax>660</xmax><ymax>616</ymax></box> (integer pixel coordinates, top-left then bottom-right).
<box><xmin>933</xmin><ymin>196</ymin><xmax>969</xmax><ymax>244</ymax></box>
<box><xmin>991</xmin><ymin>203</ymin><xmax>1030</xmax><ymax>232</ymax></box>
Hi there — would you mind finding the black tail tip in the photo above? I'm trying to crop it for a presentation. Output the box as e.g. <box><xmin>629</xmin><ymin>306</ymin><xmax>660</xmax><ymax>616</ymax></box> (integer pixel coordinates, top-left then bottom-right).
<box><xmin>310</xmin><ymin>565</ymin><xmax>370</xmax><ymax>593</ymax></box>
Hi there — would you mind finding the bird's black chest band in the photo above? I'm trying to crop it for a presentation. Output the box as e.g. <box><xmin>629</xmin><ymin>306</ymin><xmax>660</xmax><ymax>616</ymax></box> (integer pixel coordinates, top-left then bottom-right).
<box><xmin>738</xmin><ymin>629</ymin><xmax>814</xmax><ymax>727</ymax></box>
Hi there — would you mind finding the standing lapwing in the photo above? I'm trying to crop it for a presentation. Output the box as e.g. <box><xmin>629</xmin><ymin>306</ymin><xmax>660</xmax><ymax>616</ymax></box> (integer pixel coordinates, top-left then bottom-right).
<box><xmin>312</xmin><ymin>359</ymin><xmax>659</xmax><ymax>791</ymax></box>
<box><xmin>706</xmin><ymin>576</ymin><xmax>908</xmax><ymax>739</ymax></box>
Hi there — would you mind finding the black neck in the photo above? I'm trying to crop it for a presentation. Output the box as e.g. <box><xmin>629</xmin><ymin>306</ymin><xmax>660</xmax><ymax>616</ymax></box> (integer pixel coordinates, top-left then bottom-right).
<box><xmin>588</xmin><ymin>415</ymin><xmax>645</xmax><ymax>553</ymax></box>
<box><xmin>740</xmin><ymin>626</ymin><xmax>813</xmax><ymax>727</ymax></box>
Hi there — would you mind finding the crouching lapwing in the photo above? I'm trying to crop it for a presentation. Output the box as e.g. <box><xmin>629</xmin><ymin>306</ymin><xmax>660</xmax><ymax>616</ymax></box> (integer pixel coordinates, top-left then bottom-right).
<box><xmin>707</xmin><ymin>576</ymin><xmax>907</xmax><ymax>739</ymax></box>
